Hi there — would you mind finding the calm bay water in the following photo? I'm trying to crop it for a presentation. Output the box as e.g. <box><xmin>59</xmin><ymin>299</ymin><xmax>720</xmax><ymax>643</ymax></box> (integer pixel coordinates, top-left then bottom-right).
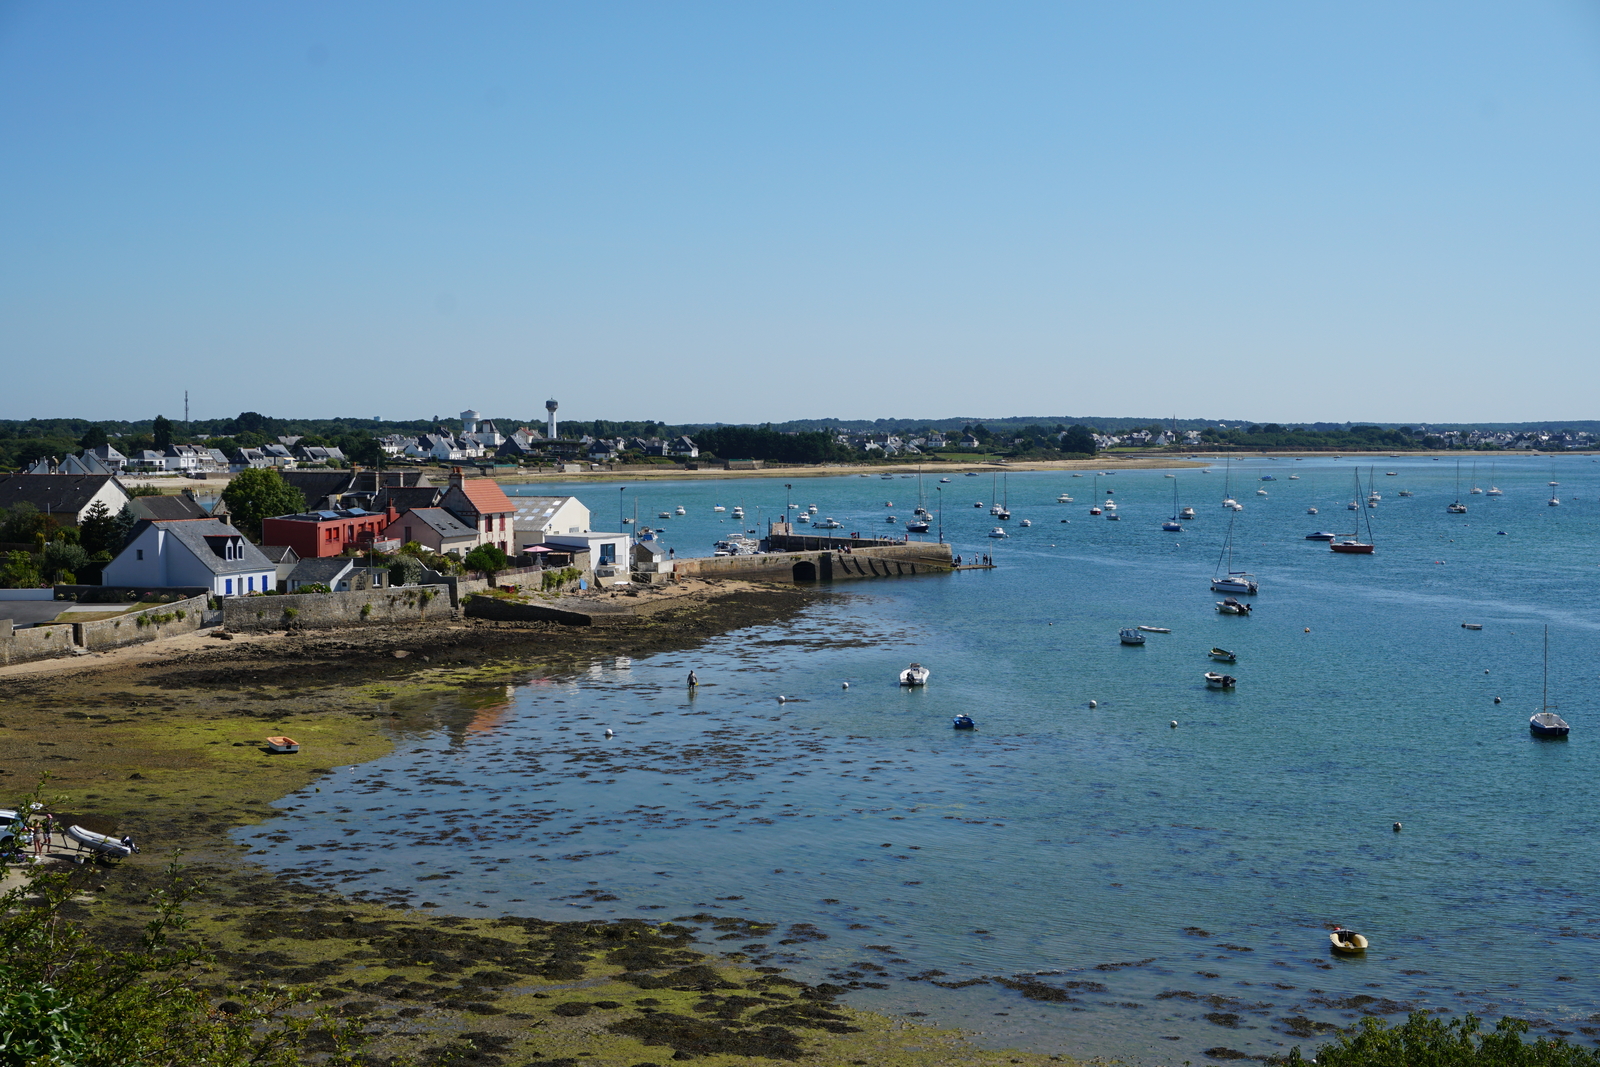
<box><xmin>240</xmin><ymin>456</ymin><xmax>1600</xmax><ymax>1062</ymax></box>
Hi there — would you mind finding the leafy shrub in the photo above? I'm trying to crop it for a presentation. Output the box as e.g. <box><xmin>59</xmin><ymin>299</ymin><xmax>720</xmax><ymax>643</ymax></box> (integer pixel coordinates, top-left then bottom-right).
<box><xmin>0</xmin><ymin>846</ymin><xmax>365</xmax><ymax>1066</ymax></box>
<box><xmin>1288</xmin><ymin>1013</ymin><xmax>1600</xmax><ymax>1067</ymax></box>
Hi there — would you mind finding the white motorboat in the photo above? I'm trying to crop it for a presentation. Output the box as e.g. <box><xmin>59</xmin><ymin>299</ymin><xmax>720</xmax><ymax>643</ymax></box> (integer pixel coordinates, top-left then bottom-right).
<box><xmin>675</xmin><ymin>506</ymin><xmax>686</xmax><ymax>515</ymax></box>
<box><xmin>1180</xmin><ymin>507</ymin><xmax>1195</xmax><ymax>519</ymax></box>
<box><xmin>988</xmin><ymin>526</ymin><xmax>1008</xmax><ymax>538</ymax></box>
<box><xmin>1057</xmin><ymin>494</ymin><xmax>1073</xmax><ymax>503</ymax></box>
<box><xmin>1214</xmin><ymin>598</ymin><xmax>1252</xmax><ymax>615</ymax></box>
<box><xmin>1256</xmin><ymin>488</ymin><xmax>1268</xmax><ymax>496</ymax></box>
<box><xmin>814</xmin><ymin>517</ymin><xmax>844</xmax><ymax>529</ymax></box>
<box><xmin>1119</xmin><ymin>628</ymin><xmax>1146</xmax><ymax>645</ymax></box>
<box><xmin>1204</xmin><ymin>671</ymin><xmax>1237</xmax><ymax>689</ymax></box>
<box><xmin>885</xmin><ymin>515</ymin><xmax>898</xmax><ymax>523</ymax></box>
<box><xmin>939</xmin><ymin>477</ymin><xmax>952</xmax><ymax>482</ymax></box>
<box><xmin>808</xmin><ymin>504</ymin><xmax>818</xmax><ymax>512</ymax></box>
<box><xmin>795</xmin><ymin>512</ymin><xmax>810</xmax><ymax>523</ymax></box>
<box><xmin>1307</xmin><ymin>506</ymin><xmax>1318</xmax><ymax>514</ymax></box>
<box><xmin>713</xmin><ymin>505</ymin><xmax>726</xmax><ymax>512</ymax></box>
<box><xmin>899</xmin><ymin>662</ymin><xmax>930</xmax><ymax>686</ymax></box>
<box><xmin>1136</xmin><ymin>625</ymin><xmax>1171</xmax><ymax>633</ymax></box>
<box><xmin>1019</xmin><ymin>518</ymin><xmax>1031</xmax><ymax>527</ymax></box>
<box><xmin>658</xmin><ymin>511</ymin><xmax>672</xmax><ymax>519</ymax></box>
<box><xmin>1329</xmin><ymin>929</ymin><xmax>1367</xmax><ymax>954</ymax></box>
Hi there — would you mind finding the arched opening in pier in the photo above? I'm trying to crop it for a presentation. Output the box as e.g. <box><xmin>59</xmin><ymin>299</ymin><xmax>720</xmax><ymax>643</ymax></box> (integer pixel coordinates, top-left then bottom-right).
<box><xmin>792</xmin><ymin>560</ymin><xmax>818</xmax><ymax>582</ymax></box>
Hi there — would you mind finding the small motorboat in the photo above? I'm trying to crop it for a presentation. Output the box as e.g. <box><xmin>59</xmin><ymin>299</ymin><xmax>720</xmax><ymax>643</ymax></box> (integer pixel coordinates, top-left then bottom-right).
<box><xmin>885</xmin><ymin>515</ymin><xmax>898</xmax><ymax>523</ymax></box>
<box><xmin>713</xmin><ymin>505</ymin><xmax>725</xmax><ymax>512</ymax></box>
<box><xmin>952</xmin><ymin>714</ymin><xmax>976</xmax><ymax>730</ymax></box>
<box><xmin>265</xmin><ymin>736</ymin><xmax>300</xmax><ymax>753</ymax></box>
<box><xmin>1530</xmin><ymin>712</ymin><xmax>1570</xmax><ymax>738</ymax></box>
<box><xmin>1461</xmin><ymin>623</ymin><xmax>1483</xmax><ymax>630</ymax></box>
<box><xmin>1137</xmin><ymin>625</ymin><xmax>1171</xmax><ymax>633</ymax></box>
<box><xmin>1106</xmin><ymin>512</ymin><xmax>1121</xmax><ymax>521</ymax></box>
<box><xmin>1180</xmin><ymin>507</ymin><xmax>1195</xmax><ymax>519</ymax></box>
<box><xmin>1056</xmin><ymin>493</ymin><xmax>1073</xmax><ymax>503</ymax></box>
<box><xmin>1398</xmin><ymin>489</ymin><xmax>1414</xmax><ymax>497</ymax></box>
<box><xmin>899</xmin><ymin>663</ymin><xmax>930</xmax><ymax>687</ymax></box>
<box><xmin>988</xmin><ymin>527</ymin><xmax>1008</xmax><ymax>538</ymax></box>
<box><xmin>1329</xmin><ymin>928</ymin><xmax>1368</xmax><ymax>954</ymax></box>
<box><xmin>814</xmin><ymin>518</ymin><xmax>844</xmax><ymax>529</ymax></box>
<box><xmin>974</xmin><ymin>501</ymin><xmax>985</xmax><ymax>508</ymax></box>
<box><xmin>939</xmin><ymin>477</ymin><xmax>952</xmax><ymax>483</ymax></box>
<box><xmin>795</xmin><ymin>512</ymin><xmax>810</xmax><ymax>523</ymax></box>
<box><xmin>1256</xmin><ymin>488</ymin><xmax>1268</xmax><ymax>496</ymax></box>
<box><xmin>1162</xmin><ymin>520</ymin><xmax>1183</xmax><ymax>532</ymax></box>
<box><xmin>1119</xmin><ymin>628</ymin><xmax>1146</xmax><ymax>645</ymax></box>
<box><xmin>65</xmin><ymin>824</ymin><xmax>139</xmax><ymax>859</ymax></box>
<box><xmin>1306</xmin><ymin>506</ymin><xmax>1319</xmax><ymax>515</ymax></box>
<box><xmin>1204</xmin><ymin>671</ymin><xmax>1237</xmax><ymax>689</ymax></box>
<box><xmin>1215</xmin><ymin>598</ymin><xmax>1253</xmax><ymax>615</ymax></box>
<box><xmin>1448</xmin><ymin>502</ymin><xmax>1468</xmax><ymax>514</ymax></box>
<box><xmin>1208</xmin><ymin>647</ymin><xmax>1237</xmax><ymax>663</ymax></box>
<box><xmin>905</xmin><ymin>520</ymin><xmax>931</xmax><ymax>532</ymax></box>
<box><xmin>808</xmin><ymin>505</ymin><xmax>818</xmax><ymax>513</ymax></box>
<box><xmin>675</xmin><ymin>506</ymin><xmax>687</xmax><ymax>515</ymax></box>
<box><xmin>658</xmin><ymin>511</ymin><xmax>672</xmax><ymax>519</ymax></box>
<box><xmin>1019</xmin><ymin>519</ymin><xmax>1032</xmax><ymax>527</ymax></box>
<box><xmin>1305</xmin><ymin>531</ymin><xmax>1337</xmax><ymax>541</ymax></box>
<box><xmin>1260</xmin><ymin>475</ymin><xmax>1276</xmax><ymax>481</ymax></box>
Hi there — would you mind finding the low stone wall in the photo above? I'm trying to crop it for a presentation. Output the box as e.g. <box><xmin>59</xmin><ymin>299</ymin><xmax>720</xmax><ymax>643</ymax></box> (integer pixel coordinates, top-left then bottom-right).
<box><xmin>222</xmin><ymin>584</ymin><xmax>451</xmax><ymax>632</ymax></box>
<box><xmin>0</xmin><ymin>619</ymin><xmax>75</xmax><ymax>666</ymax></box>
<box><xmin>672</xmin><ymin>542</ymin><xmax>953</xmax><ymax>583</ymax></box>
<box><xmin>76</xmin><ymin>593</ymin><xmax>210</xmax><ymax>652</ymax></box>
<box><xmin>448</xmin><ymin>566</ymin><xmax>550</xmax><ymax>607</ymax></box>
<box><xmin>464</xmin><ymin>591</ymin><xmax>682</xmax><ymax>627</ymax></box>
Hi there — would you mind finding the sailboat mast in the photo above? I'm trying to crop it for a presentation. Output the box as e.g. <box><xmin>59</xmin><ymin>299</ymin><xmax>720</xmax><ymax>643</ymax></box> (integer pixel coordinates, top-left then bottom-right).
<box><xmin>1543</xmin><ymin>625</ymin><xmax>1549</xmax><ymax>711</ymax></box>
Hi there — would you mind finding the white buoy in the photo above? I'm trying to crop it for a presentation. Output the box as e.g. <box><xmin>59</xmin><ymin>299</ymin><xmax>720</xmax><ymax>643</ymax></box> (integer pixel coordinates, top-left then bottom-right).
<box><xmin>841</xmin><ymin>681</ymin><xmax>849</xmax><ymax>689</ymax></box>
<box><xmin>1170</xmin><ymin>720</ymin><xmax>1178</xmax><ymax>728</ymax></box>
<box><xmin>777</xmin><ymin>695</ymin><xmax>788</xmax><ymax>704</ymax></box>
<box><xmin>1494</xmin><ymin>696</ymin><xmax>1502</xmax><ymax>704</ymax></box>
<box><xmin>1089</xmin><ymin>700</ymin><xmax>1098</xmax><ymax>709</ymax></box>
<box><xmin>1393</xmin><ymin>822</ymin><xmax>1402</xmax><ymax>832</ymax></box>
<box><xmin>604</xmin><ymin>728</ymin><xmax>614</xmax><ymax>737</ymax></box>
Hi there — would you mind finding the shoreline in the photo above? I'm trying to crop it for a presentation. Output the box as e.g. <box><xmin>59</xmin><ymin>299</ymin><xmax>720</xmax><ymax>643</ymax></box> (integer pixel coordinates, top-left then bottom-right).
<box><xmin>0</xmin><ymin>584</ymin><xmax>1080</xmax><ymax>1067</ymax></box>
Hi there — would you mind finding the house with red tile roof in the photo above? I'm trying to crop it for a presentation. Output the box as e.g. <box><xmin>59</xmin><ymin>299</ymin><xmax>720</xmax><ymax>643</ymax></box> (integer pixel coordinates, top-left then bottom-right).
<box><xmin>439</xmin><ymin>470</ymin><xmax>517</xmax><ymax>555</ymax></box>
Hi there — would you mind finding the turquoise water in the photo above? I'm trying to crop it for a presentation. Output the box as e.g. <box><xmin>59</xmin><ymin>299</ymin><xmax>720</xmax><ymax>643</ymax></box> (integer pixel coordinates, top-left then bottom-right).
<box><xmin>242</xmin><ymin>456</ymin><xmax>1600</xmax><ymax>1062</ymax></box>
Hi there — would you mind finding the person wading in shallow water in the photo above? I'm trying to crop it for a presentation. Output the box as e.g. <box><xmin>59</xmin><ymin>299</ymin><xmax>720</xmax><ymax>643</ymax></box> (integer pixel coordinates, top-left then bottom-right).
<box><xmin>688</xmin><ymin>670</ymin><xmax>698</xmax><ymax>688</ymax></box>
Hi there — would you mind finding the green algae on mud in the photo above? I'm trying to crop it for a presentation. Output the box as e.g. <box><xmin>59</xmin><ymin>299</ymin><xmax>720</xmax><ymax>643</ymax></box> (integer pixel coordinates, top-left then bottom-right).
<box><xmin>0</xmin><ymin>593</ymin><xmax>1079</xmax><ymax>1066</ymax></box>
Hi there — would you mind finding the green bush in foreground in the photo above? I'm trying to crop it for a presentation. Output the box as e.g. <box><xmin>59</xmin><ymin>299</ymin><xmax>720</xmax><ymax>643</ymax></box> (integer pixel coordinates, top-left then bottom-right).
<box><xmin>1285</xmin><ymin>1012</ymin><xmax>1600</xmax><ymax>1067</ymax></box>
<box><xmin>0</xmin><ymin>852</ymin><xmax>364</xmax><ymax>1066</ymax></box>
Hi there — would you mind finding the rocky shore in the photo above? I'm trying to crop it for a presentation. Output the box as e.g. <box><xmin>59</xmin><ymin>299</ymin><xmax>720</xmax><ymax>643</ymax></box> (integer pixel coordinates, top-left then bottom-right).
<box><xmin>0</xmin><ymin>583</ymin><xmax>1075</xmax><ymax>1066</ymax></box>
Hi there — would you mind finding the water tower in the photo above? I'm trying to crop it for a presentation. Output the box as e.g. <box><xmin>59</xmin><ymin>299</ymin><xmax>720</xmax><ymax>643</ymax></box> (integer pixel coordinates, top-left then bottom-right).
<box><xmin>460</xmin><ymin>409</ymin><xmax>480</xmax><ymax>435</ymax></box>
<box><xmin>545</xmin><ymin>398</ymin><xmax>559</xmax><ymax>440</ymax></box>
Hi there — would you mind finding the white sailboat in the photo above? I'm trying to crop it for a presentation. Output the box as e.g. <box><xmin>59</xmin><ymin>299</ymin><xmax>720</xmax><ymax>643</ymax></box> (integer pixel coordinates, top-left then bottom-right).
<box><xmin>1210</xmin><ymin>509</ymin><xmax>1258</xmax><ymax>595</ymax></box>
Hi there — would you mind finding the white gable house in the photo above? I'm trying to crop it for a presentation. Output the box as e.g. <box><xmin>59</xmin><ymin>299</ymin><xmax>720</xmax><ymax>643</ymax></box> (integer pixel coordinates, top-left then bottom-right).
<box><xmin>101</xmin><ymin>519</ymin><xmax>276</xmax><ymax>597</ymax></box>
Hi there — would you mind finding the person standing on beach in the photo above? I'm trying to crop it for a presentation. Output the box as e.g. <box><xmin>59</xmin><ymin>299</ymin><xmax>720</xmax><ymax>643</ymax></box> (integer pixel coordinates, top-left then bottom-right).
<box><xmin>688</xmin><ymin>670</ymin><xmax>698</xmax><ymax>688</ymax></box>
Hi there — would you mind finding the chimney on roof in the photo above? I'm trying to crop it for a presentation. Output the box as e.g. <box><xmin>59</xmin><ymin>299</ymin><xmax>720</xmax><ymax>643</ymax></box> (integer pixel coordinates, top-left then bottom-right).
<box><xmin>449</xmin><ymin>466</ymin><xmax>464</xmax><ymax>490</ymax></box>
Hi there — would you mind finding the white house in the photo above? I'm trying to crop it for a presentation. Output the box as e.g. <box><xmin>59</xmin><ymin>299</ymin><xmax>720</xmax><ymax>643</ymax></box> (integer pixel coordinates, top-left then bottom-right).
<box><xmin>543</xmin><ymin>531</ymin><xmax>632</xmax><ymax>587</ymax></box>
<box><xmin>512</xmin><ymin>495</ymin><xmax>593</xmax><ymax>545</ymax></box>
<box><xmin>102</xmin><ymin>518</ymin><xmax>276</xmax><ymax>597</ymax></box>
<box><xmin>0</xmin><ymin>474</ymin><xmax>131</xmax><ymax>526</ymax></box>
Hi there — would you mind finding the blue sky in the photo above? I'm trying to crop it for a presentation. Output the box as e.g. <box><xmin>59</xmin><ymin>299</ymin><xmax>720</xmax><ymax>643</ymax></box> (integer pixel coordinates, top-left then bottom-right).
<box><xmin>4</xmin><ymin>2</ymin><xmax>1599</xmax><ymax>426</ymax></box>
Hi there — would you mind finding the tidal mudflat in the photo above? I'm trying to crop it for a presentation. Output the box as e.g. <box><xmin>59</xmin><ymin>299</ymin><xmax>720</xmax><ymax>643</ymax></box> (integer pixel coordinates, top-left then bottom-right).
<box><xmin>256</xmin><ymin>460</ymin><xmax>1600</xmax><ymax>1062</ymax></box>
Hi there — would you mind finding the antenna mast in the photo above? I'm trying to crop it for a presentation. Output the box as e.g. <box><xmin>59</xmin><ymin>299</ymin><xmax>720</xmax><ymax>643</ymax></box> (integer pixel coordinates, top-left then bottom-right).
<box><xmin>184</xmin><ymin>390</ymin><xmax>189</xmax><ymax>434</ymax></box>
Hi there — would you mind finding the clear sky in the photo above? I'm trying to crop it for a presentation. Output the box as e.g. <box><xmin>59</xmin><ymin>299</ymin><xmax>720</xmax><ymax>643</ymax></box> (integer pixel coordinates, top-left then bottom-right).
<box><xmin>4</xmin><ymin>2</ymin><xmax>1599</xmax><ymax>427</ymax></box>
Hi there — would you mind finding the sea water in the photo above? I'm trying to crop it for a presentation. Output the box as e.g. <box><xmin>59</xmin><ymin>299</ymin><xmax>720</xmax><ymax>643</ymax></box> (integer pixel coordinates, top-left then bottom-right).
<box><xmin>241</xmin><ymin>456</ymin><xmax>1600</xmax><ymax>1062</ymax></box>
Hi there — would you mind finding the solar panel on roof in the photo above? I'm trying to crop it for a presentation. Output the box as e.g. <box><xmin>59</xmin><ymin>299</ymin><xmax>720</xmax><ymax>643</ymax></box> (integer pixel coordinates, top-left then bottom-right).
<box><xmin>347</xmin><ymin>507</ymin><xmax>367</xmax><ymax>515</ymax></box>
<box><xmin>317</xmin><ymin>510</ymin><xmax>338</xmax><ymax>519</ymax></box>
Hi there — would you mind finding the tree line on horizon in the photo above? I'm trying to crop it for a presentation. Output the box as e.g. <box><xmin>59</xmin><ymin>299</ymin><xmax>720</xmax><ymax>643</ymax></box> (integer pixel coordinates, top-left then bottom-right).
<box><xmin>1</xmin><ymin>411</ymin><xmax>1593</xmax><ymax>471</ymax></box>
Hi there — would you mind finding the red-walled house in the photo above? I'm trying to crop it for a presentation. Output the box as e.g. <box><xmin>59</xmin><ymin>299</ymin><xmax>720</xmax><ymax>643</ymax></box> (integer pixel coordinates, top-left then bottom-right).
<box><xmin>261</xmin><ymin>505</ymin><xmax>399</xmax><ymax>560</ymax></box>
